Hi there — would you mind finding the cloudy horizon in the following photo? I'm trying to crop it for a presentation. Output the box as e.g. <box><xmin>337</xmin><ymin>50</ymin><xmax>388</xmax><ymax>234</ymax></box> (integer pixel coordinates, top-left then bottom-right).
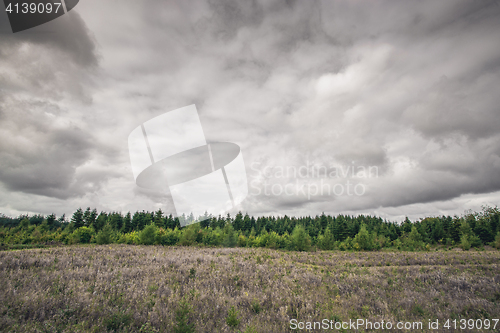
<box><xmin>1</xmin><ymin>0</ymin><xmax>500</xmax><ymax>222</ymax></box>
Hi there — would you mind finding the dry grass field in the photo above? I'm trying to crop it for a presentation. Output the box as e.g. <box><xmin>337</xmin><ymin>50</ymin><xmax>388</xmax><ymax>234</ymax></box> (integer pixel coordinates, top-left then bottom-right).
<box><xmin>1</xmin><ymin>245</ymin><xmax>500</xmax><ymax>332</ymax></box>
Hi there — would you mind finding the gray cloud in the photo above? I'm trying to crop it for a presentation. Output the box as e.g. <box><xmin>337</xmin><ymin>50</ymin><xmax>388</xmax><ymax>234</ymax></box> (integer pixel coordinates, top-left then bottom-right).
<box><xmin>0</xmin><ymin>5</ymin><xmax>105</xmax><ymax>201</ymax></box>
<box><xmin>1</xmin><ymin>0</ymin><xmax>500</xmax><ymax>219</ymax></box>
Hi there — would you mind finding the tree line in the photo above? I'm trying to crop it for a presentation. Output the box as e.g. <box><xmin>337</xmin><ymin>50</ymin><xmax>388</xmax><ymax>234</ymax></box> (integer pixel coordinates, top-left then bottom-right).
<box><xmin>1</xmin><ymin>206</ymin><xmax>499</xmax><ymax>251</ymax></box>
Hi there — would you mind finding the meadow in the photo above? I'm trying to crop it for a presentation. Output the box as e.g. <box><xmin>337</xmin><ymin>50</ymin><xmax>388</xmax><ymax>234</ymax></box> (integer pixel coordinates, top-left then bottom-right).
<box><xmin>1</xmin><ymin>245</ymin><xmax>499</xmax><ymax>332</ymax></box>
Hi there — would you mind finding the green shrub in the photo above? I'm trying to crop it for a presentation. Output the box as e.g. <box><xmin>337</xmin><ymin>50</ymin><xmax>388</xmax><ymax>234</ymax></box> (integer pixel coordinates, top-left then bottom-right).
<box><xmin>291</xmin><ymin>225</ymin><xmax>311</xmax><ymax>251</ymax></box>
<box><xmin>139</xmin><ymin>224</ymin><xmax>157</xmax><ymax>245</ymax></box>
<box><xmin>96</xmin><ymin>223</ymin><xmax>113</xmax><ymax>245</ymax></box>
<box><xmin>173</xmin><ymin>298</ymin><xmax>195</xmax><ymax>333</ymax></box>
<box><xmin>202</xmin><ymin>228</ymin><xmax>219</xmax><ymax>246</ymax></box>
<box><xmin>70</xmin><ymin>227</ymin><xmax>94</xmax><ymax>244</ymax></box>
<box><xmin>238</xmin><ymin>234</ymin><xmax>247</xmax><ymax>247</ymax></box>
<box><xmin>255</xmin><ymin>229</ymin><xmax>269</xmax><ymax>248</ymax></box>
<box><xmin>140</xmin><ymin>321</ymin><xmax>159</xmax><ymax>333</ymax></box>
<box><xmin>353</xmin><ymin>224</ymin><xmax>373</xmax><ymax>251</ymax></box>
<box><xmin>226</xmin><ymin>306</ymin><xmax>240</xmax><ymax>328</ymax></box>
<box><xmin>117</xmin><ymin>230</ymin><xmax>140</xmax><ymax>244</ymax></box>
<box><xmin>223</xmin><ymin>225</ymin><xmax>237</xmax><ymax>248</ymax></box>
<box><xmin>179</xmin><ymin>225</ymin><xmax>198</xmax><ymax>246</ymax></box>
<box><xmin>243</xmin><ymin>326</ymin><xmax>258</xmax><ymax>333</ymax></box>
<box><xmin>460</xmin><ymin>235</ymin><xmax>471</xmax><ymax>251</ymax></box>
<box><xmin>104</xmin><ymin>311</ymin><xmax>132</xmax><ymax>331</ymax></box>
<box><xmin>250</xmin><ymin>299</ymin><xmax>261</xmax><ymax>314</ymax></box>
<box><xmin>317</xmin><ymin>227</ymin><xmax>335</xmax><ymax>250</ymax></box>
<box><xmin>156</xmin><ymin>228</ymin><xmax>180</xmax><ymax>246</ymax></box>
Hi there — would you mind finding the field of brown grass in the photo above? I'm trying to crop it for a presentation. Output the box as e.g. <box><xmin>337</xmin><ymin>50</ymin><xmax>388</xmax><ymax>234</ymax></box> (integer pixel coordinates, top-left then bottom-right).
<box><xmin>1</xmin><ymin>245</ymin><xmax>500</xmax><ymax>332</ymax></box>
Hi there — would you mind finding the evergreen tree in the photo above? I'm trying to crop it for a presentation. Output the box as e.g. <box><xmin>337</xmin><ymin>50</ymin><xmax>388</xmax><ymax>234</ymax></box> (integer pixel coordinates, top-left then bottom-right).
<box><xmin>291</xmin><ymin>224</ymin><xmax>311</xmax><ymax>251</ymax></box>
<box><xmin>353</xmin><ymin>224</ymin><xmax>373</xmax><ymax>250</ymax></box>
<box><xmin>474</xmin><ymin>223</ymin><xmax>493</xmax><ymax>243</ymax></box>
<box><xmin>154</xmin><ymin>209</ymin><xmax>165</xmax><ymax>228</ymax></box>
<box><xmin>96</xmin><ymin>223</ymin><xmax>113</xmax><ymax>245</ymax></box>
<box><xmin>108</xmin><ymin>212</ymin><xmax>123</xmax><ymax>231</ymax></box>
<box><xmin>94</xmin><ymin>212</ymin><xmax>107</xmax><ymax>232</ymax></box>
<box><xmin>333</xmin><ymin>216</ymin><xmax>348</xmax><ymax>241</ymax></box>
<box><xmin>121</xmin><ymin>212</ymin><xmax>132</xmax><ymax>233</ymax></box>
<box><xmin>430</xmin><ymin>218</ymin><xmax>445</xmax><ymax>243</ymax></box>
<box><xmin>71</xmin><ymin>208</ymin><xmax>84</xmax><ymax>229</ymax></box>
<box><xmin>450</xmin><ymin>218</ymin><xmax>461</xmax><ymax>243</ymax></box>
<box><xmin>402</xmin><ymin>217</ymin><xmax>412</xmax><ymax>234</ymax></box>
<box><xmin>320</xmin><ymin>213</ymin><xmax>328</xmax><ymax>232</ymax></box>
<box><xmin>83</xmin><ymin>207</ymin><xmax>97</xmax><ymax>227</ymax></box>
<box><xmin>200</xmin><ymin>215</ymin><xmax>211</xmax><ymax>229</ymax></box>
<box><xmin>223</xmin><ymin>224</ymin><xmax>237</xmax><ymax>247</ymax></box>
<box><xmin>46</xmin><ymin>213</ymin><xmax>57</xmax><ymax>230</ymax></box>
<box><xmin>317</xmin><ymin>227</ymin><xmax>335</xmax><ymax>250</ymax></box>
<box><xmin>233</xmin><ymin>212</ymin><xmax>243</xmax><ymax>231</ymax></box>
<box><xmin>243</xmin><ymin>213</ymin><xmax>251</xmax><ymax>233</ymax></box>
<box><xmin>131</xmin><ymin>212</ymin><xmax>141</xmax><ymax>231</ymax></box>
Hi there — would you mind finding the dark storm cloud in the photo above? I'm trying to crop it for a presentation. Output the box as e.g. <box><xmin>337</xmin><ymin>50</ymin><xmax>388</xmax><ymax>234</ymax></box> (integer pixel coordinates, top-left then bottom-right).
<box><xmin>0</xmin><ymin>6</ymin><xmax>103</xmax><ymax>201</ymax></box>
<box><xmin>0</xmin><ymin>10</ymin><xmax>97</xmax><ymax>66</ymax></box>
<box><xmin>0</xmin><ymin>95</ymin><xmax>118</xmax><ymax>199</ymax></box>
<box><xmin>0</xmin><ymin>127</ymin><xmax>91</xmax><ymax>198</ymax></box>
<box><xmin>402</xmin><ymin>75</ymin><xmax>500</xmax><ymax>140</ymax></box>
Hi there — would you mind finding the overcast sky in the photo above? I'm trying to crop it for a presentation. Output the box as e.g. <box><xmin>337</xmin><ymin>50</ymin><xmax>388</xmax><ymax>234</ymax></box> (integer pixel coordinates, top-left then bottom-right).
<box><xmin>1</xmin><ymin>0</ymin><xmax>500</xmax><ymax>221</ymax></box>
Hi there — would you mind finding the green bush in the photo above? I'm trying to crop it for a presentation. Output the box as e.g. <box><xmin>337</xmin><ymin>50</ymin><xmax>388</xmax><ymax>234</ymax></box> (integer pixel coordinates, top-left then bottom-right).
<box><xmin>254</xmin><ymin>229</ymin><xmax>269</xmax><ymax>248</ymax></box>
<box><xmin>70</xmin><ymin>227</ymin><xmax>94</xmax><ymax>244</ymax></box>
<box><xmin>173</xmin><ymin>298</ymin><xmax>195</xmax><ymax>333</ymax></box>
<box><xmin>353</xmin><ymin>224</ymin><xmax>373</xmax><ymax>251</ymax></box>
<box><xmin>96</xmin><ymin>223</ymin><xmax>113</xmax><ymax>245</ymax></box>
<box><xmin>179</xmin><ymin>225</ymin><xmax>198</xmax><ymax>246</ymax></box>
<box><xmin>156</xmin><ymin>228</ymin><xmax>180</xmax><ymax>246</ymax></box>
<box><xmin>237</xmin><ymin>234</ymin><xmax>247</xmax><ymax>247</ymax></box>
<box><xmin>223</xmin><ymin>225</ymin><xmax>237</xmax><ymax>248</ymax></box>
<box><xmin>139</xmin><ymin>224</ymin><xmax>157</xmax><ymax>245</ymax></box>
<box><xmin>250</xmin><ymin>299</ymin><xmax>261</xmax><ymax>314</ymax></box>
<box><xmin>202</xmin><ymin>228</ymin><xmax>219</xmax><ymax>246</ymax></box>
<box><xmin>460</xmin><ymin>235</ymin><xmax>471</xmax><ymax>251</ymax></box>
<box><xmin>226</xmin><ymin>306</ymin><xmax>240</xmax><ymax>328</ymax></box>
<box><xmin>117</xmin><ymin>230</ymin><xmax>140</xmax><ymax>244</ymax></box>
<box><xmin>104</xmin><ymin>311</ymin><xmax>132</xmax><ymax>331</ymax></box>
<box><xmin>317</xmin><ymin>227</ymin><xmax>335</xmax><ymax>250</ymax></box>
<box><xmin>291</xmin><ymin>225</ymin><xmax>311</xmax><ymax>251</ymax></box>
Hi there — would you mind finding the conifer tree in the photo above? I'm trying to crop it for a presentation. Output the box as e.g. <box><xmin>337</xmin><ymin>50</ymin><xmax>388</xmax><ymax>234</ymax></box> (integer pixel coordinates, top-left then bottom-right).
<box><xmin>71</xmin><ymin>208</ymin><xmax>84</xmax><ymax>229</ymax></box>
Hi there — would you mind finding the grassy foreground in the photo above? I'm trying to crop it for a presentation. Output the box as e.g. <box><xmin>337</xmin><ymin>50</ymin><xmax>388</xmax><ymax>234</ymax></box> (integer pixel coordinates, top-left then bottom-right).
<box><xmin>1</xmin><ymin>246</ymin><xmax>500</xmax><ymax>332</ymax></box>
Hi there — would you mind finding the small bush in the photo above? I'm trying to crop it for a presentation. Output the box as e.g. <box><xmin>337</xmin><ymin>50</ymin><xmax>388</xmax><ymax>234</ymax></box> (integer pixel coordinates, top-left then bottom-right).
<box><xmin>156</xmin><ymin>228</ymin><xmax>180</xmax><ymax>245</ymax></box>
<box><xmin>353</xmin><ymin>224</ymin><xmax>373</xmax><ymax>251</ymax></box>
<box><xmin>223</xmin><ymin>225</ymin><xmax>237</xmax><ymax>248</ymax></box>
<box><xmin>226</xmin><ymin>306</ymin><xmax>240</xmax><ymax>328</ymax></box>
<box><xmin>250</xmin><ymin>299</ymin><xmax>261</xmax><ymax>314</ymax></box>
<box><xmin>189</xmin><ymin>268</ymin><xmax>196</xmax><ymax>279</ymax></box>
<box><xmin>139</xmin><ymin>224</ymin><xmax>157</xmax><ymax>245</ymax></box>
<box><xmin>70</xmin><ymin>226</ymin><xmax>94</xmax><ymax>244</ymax></box>
<box><xmin>104</xmin><ymin>311</ymin><xmax>132</xmax><ymax>331</ymax></box>
<box><xmin>173</xmin><ymin>298</ymin><xmax>195</xmax><ymax>333</ymax></box>
<box><xmin>96</xmin><ymin>223</ymin><xmax>113</xmax><ymax>245</ymax></box>
<box><xmin>179</xmin><ymin>225</ymin><xmax>199</xmax><ymax>246</ymax></box>
<box><xmin>291</xmin><ymin>225</ymin><xmax>311</xmax><ymax>251</ymax></box>
<box><xmin>461</xmin><ymin>235</ymin><xmax>471</xmax><ymax>251</ymax></box>
<box><xmin>243</xmin><ymin>325</ymin><xmax>258</xmax><ymax>333</ymax></box>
